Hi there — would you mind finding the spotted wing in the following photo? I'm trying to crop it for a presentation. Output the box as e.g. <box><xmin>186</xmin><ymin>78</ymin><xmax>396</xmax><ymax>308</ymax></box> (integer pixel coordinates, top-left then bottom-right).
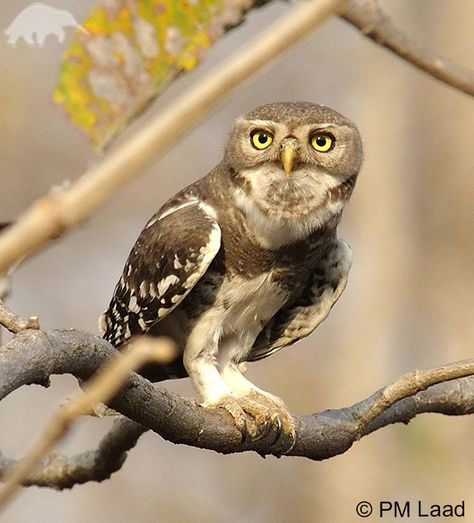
<box><xmin>99</xmin><ymin>201</ymin><xmax>221</xmax><ymax>347</ymax></box>
<box><xmin>247</xmin><ymin>238</ymin><xmax>352</xmax><ymax>362</ymax></box>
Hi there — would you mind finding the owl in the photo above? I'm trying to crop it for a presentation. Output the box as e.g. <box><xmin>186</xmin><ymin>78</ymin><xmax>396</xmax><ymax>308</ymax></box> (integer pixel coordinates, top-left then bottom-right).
<box><xmin>100</xmin><ymin>102</ymin><xmax>363</xmax><ymax>442</ymax></box>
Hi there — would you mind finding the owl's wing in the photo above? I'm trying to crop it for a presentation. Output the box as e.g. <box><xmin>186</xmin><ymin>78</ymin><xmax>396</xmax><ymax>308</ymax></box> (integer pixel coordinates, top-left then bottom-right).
<box><xmin>247</xmin><ymin>238</ymin><xmax>352</xmax><ymax>362</ymax></box>
<box><xmin>99</xmin><ymin>199</ymin><xmax>221</xmax><ymax>347</ymax></box>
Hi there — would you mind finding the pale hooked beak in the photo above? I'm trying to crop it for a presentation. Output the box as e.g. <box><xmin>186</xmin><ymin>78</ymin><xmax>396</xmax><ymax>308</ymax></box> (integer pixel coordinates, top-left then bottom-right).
<box><xmin>280</xmin><ymin>142</ymin><xmax>298</xmax><ymax>176</ymax></box>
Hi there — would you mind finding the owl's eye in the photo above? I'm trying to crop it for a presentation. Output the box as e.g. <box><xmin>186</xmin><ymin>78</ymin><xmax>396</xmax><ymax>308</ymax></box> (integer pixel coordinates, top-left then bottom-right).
<box><xmin>250</xmin><ymin>130</ymin><xmax>273</xmax><ymax>150</ymax></box>
<box><xmin>310</xmin><ymin>132</ymin><xmax>335</xmax><ymax>152</ymax></box>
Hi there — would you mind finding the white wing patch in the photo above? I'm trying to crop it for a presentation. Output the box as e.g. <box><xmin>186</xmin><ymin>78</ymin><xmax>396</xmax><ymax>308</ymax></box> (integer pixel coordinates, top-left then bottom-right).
<box><xmin>156</xmin><ymin>197</ymin><xmax>199</xmax><ymax>222</ymax></box>
<box><xmin>157</xmin><ymin>274</ymin><xmax>180</xmax><ymax>295</ymax></box>
<box><xmin>184</xmin><ymin>225</ymin><xmax>221</xmax><ymax>290</ymax></box>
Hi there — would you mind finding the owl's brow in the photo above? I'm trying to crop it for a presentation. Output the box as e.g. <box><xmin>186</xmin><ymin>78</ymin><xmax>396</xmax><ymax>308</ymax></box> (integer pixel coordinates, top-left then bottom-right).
<box><xmin>305</xmin><ymin>123</ymin><xmax>352</xmax><ymax>131</ymax></box>
<box><xmin>246</xmin><ymin>119</ymin><xmax>278</xmax><ymax>132</ymax></box>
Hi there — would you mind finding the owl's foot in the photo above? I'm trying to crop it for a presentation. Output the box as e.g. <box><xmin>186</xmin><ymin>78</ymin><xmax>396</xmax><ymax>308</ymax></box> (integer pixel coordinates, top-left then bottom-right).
<box><xmin>204</xmin><ymin>391</ymin><xmax>295</xmax><ymax>449</ymax></box>
<box><xmin>244</xmin><ymin>390</ymin><xmax>296</xmax><ymax>446</ymax></box>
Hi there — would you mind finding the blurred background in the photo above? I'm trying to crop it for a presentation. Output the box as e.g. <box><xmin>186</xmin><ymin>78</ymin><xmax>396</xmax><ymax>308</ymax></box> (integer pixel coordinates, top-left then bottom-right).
<box><xmin>1</xmin><ymin>0</ymin><xmax>473</xmax><ymax>521</ymax></box>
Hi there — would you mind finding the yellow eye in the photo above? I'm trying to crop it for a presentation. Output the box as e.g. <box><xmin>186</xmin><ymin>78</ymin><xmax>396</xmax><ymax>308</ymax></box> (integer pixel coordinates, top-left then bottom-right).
<box><xmin>310</xmin><ymin>133</ymin><xmax>334</xmax><ymax>152</ymax></box>
<box><xmin>251</xmin><ymin>130</ymin><xmax>273</xmax><ymax>150</ymax></box>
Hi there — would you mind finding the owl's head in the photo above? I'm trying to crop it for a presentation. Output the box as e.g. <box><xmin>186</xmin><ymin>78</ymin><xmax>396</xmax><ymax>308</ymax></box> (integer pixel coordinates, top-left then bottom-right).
<box><xmin>224</xmin><ymin>102</ymin><xmax>363</xmax><ymax>248</ymax></box>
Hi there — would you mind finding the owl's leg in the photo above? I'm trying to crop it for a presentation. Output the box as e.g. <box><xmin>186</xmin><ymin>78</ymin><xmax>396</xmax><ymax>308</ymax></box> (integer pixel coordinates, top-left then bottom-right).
<box><xmin>183</xmin><ymin>354</ymin><xmax>252</xmax><ymax>437</ymax></box>
<box><xmin>184</xmin><ymin>325</ymin><xmax>294</xmax><ymax>445</ymax></box>
<box><xmin>183</xmin><ymin>324</ymin><xmax>251</xmax><ymax>434</ymax></box>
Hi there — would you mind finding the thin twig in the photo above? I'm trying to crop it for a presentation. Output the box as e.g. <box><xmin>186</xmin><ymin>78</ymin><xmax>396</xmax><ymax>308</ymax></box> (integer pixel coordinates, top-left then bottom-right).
<box><xmin>340</xmin><ymin>0</ymin><xmax>474</xmax><ymax>97</ymax></box>
<box><xmin>0</xmin><ymin>300</ymin><xmax>40</xmax><ymax>334</ymax></box>
<box><xmin>0</xmin><ymin>336</ymin><xmax>176</xmax><ymax>510</ymax></box>
<box><xmin>0</xmin><ymin>0</ymin><xmax>347</xmax><ymax>275</ymax></box>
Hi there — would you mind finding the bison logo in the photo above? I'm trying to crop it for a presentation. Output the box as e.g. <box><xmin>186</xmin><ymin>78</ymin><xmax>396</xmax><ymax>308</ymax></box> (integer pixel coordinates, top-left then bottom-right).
<box><xmin>4</xmin><ymin>3</ymin><xmax>86</xmax><ymax>47</ymax></box>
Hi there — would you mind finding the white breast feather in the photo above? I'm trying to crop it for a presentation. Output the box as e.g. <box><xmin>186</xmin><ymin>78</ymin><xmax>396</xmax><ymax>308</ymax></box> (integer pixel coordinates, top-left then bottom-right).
<box><xmin>185</xmin><ymin>272</ymin><xmax>288</xmax><ymax>367</ymax></box>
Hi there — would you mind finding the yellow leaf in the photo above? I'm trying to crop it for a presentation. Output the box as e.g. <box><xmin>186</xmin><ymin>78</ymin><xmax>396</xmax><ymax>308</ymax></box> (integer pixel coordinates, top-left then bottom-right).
<box><xmin>53</xmin><ymin>0</ymin><xmax>252</xmax><ymax>149</ymax></box>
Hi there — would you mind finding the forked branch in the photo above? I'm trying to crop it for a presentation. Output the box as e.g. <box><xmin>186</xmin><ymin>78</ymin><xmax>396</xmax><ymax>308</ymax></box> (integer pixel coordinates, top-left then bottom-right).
<box><xmin>0</xmin><ymin>418</ymin><xmax>146</xmax><ymax>489</ymax></box>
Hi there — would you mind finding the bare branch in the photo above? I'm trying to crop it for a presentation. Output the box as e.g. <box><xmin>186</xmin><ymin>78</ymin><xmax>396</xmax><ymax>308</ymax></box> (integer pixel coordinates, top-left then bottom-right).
<box><xmin>0</xmin><ymin>0</ymin><xmax>347</xmax><ymax>276</ymax></box>
<box><xmin>355</xmin><ymin>361</ymin><xmax>474</xmax><ymax>434</ymax></box>
<box><xmin>0</xmin><ymin>418</ymin><xmax>146</xmax><ymax>489</ymax></box>
<box><xmin>0</xmin><ymin>329</ymin><xmax>473</xmax><ymax>485</ymax></box>
<box><xmin>0</xmin><ymin>337</ymin><xmax>176</xmax><ymax>510</ymax></box>
<box><xmin>0</xmin><ymin>300</ymin><xmax>40</xmax><ymax>334</ymax></box>
<box><xmin>340</xmin><ymin>0</ymin><xmax>474</xmax><ymax>97</ymax></box>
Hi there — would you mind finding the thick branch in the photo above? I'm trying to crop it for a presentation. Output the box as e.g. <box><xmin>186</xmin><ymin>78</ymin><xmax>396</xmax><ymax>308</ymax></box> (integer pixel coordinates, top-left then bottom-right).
<box><xmin>340</xmin><ymin>0</ymin><xmax>474</xmax><ymax>97</ymax></box>
<box><xmin>0</xmin><ymin>328</ymin><xmax>473</xmax><ymax>487</ymax></box>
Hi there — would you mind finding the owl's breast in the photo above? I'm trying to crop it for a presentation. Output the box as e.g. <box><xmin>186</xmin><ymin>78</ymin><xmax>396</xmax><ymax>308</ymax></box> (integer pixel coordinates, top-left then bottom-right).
<box><xmin>178</xmin><ymin>267</ymin><xmax>290</xmax><ymax>365</ymax></box>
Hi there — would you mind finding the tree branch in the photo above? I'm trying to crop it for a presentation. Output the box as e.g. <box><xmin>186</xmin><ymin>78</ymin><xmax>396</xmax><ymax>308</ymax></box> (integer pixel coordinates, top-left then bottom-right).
<box><xmin>0</xmin><ymin>418</ymin><xmax>146</xmax><ymax>489</ymax></box>
<box><xmin>340</xmin><ymin>0</ymin><xmax>474</xmax><ymax>97</ymax></box>
<box><xmin>0</xmin><ymin>224</ymin><xmax>15</xmax><ymax>306</ymax></box>
<box><xmin>0</xmin><ymin>329</ymin><xmax>473</xmax><ymax>490</ymax></box>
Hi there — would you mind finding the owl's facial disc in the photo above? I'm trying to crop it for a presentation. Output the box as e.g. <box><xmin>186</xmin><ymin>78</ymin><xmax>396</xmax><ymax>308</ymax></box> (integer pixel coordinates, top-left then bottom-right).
<box><xmin>225</xmin><ymin>103</ymin><xmax>362</xmax><ymax>248</ymax></box>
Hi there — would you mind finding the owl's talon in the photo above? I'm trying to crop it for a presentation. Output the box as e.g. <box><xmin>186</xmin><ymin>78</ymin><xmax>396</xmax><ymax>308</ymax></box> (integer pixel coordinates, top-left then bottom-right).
<box><xmin>269</xmin><ymin>415</ymin><xmax>283</xmax><ymax>446</ymax></box>
<box><xmin>283</xmin><ymin>430</ymin><xmax>297</xmax><ymax>455</ymax></box>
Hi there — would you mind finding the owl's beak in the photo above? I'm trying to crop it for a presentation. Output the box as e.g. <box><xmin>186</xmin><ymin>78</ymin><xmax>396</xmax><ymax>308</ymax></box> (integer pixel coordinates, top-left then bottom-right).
<box><xmin>280</xmin><ymin>139</ymin><xmax>299</xmax><ymax>176</ymax></box>
<box><xmin>280</xmin><ymin>146</ymin><xmax>296</xmax><ymax>176</ymax></box>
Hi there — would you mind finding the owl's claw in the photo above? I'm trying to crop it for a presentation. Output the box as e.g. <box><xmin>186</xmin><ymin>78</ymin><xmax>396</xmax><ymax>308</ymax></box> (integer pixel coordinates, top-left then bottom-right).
<box><xmin>204</xmin><ymin>392</ymin><xmax>295</xmax><ymax>449</ymax></box>
<box><xmin>270</xmin><ymin>416</ymin><xmax>283</xmax><ymax>445</ymax></box>
<box><xmin>252</xmin><ymin>412</ymin><xmax>282</xmax><ymax>444</ymax></box>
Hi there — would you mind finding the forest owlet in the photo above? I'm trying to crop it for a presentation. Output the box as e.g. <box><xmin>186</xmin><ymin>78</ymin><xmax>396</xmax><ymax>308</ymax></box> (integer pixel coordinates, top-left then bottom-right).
<box><xmin>100</xmin><ymin>102</ymin><xmax>363</xmax><ymax>442</ymax></box>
